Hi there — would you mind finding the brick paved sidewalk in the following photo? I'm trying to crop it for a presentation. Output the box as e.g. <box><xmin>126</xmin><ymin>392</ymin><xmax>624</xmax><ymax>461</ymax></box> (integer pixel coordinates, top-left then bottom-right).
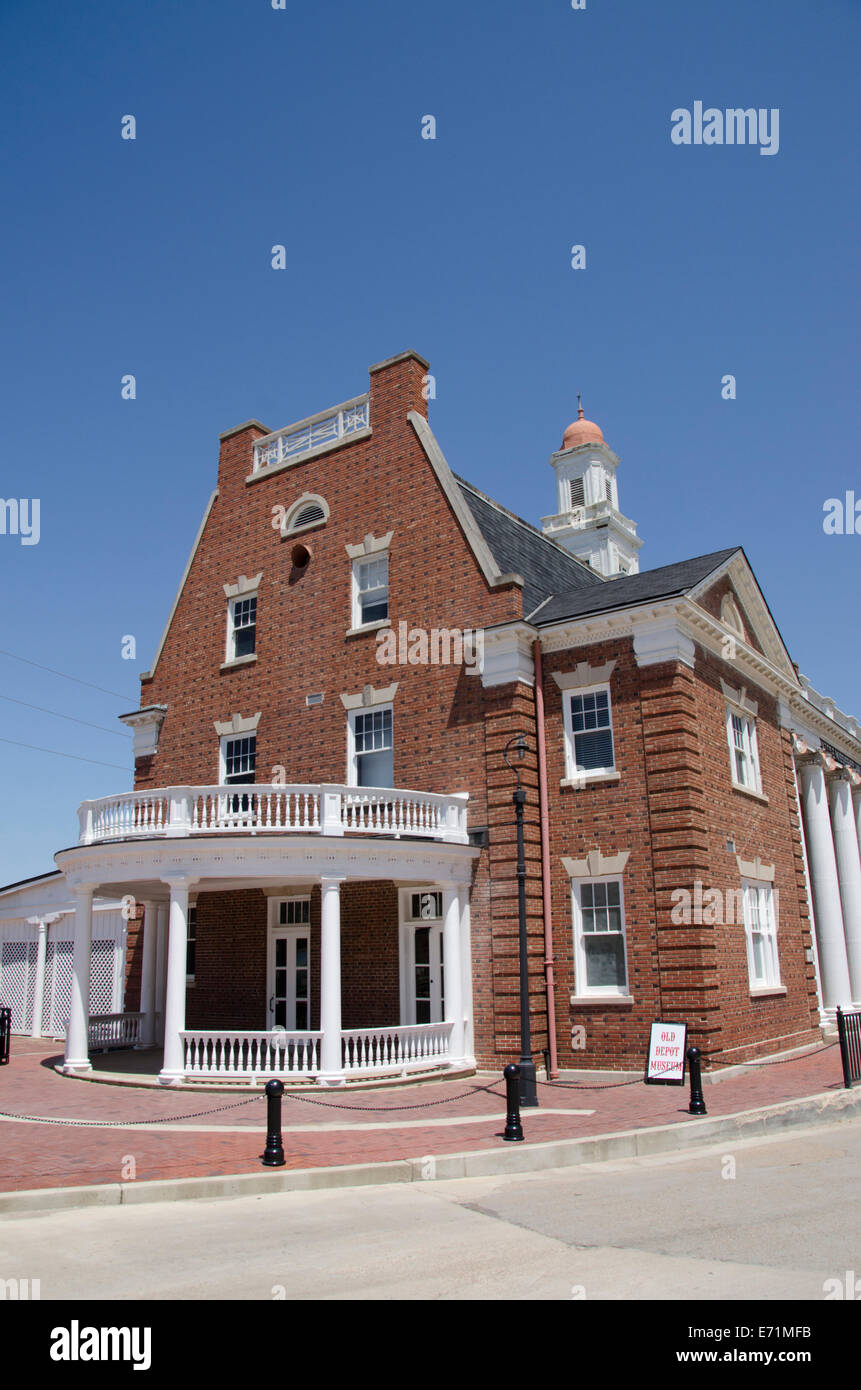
<box><xmin>0</xmin><ymin>1039</ymin><xmax>848</xmax><ymax>1195</ymax></box>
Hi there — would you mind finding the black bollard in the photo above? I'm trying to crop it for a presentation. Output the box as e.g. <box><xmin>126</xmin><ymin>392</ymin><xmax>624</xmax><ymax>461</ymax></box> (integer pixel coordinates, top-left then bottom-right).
<box><xmin>262</xmin><ymin>1078</ymin><xmax>286</xmax><ymax>1166</ymax></box>
<box><xmin>686</xmin><ymin>1046</ymin><xmax>707</xmax><ymax>1116</ymax></box>
<box><xmin>503</xmin><ymin>1063</ymin><xmax>524</xmax><ymax>1141</ymax></box>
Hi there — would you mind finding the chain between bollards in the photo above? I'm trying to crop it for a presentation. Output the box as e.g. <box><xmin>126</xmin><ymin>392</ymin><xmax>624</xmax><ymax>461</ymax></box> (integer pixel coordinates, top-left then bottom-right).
<box><xmin>503</xmin><ymin>1063</ymin><xmax>524</xmax><ymax>1141</ymax></box>
<box><xmin>262</xmin><ymin>1078</ymin><xmax>286</xmax><ymax>1166</ymax></box>
<box><xmin>686</xmin><ymin>1046</ymin><xmax>707</xmax><ymax>1115</ymax></box>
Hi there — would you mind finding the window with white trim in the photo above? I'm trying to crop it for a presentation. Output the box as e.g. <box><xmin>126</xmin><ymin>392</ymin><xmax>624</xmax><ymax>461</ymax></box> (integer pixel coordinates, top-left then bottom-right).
<box><xmin>221</xmin><ymin>734</ymin><xmax>257</xmax><ymax>784</ymax></box>
<box><xmin>352</xmin><ymin>554</ymin><xmax>389</xmax><ymax>627</ymax></box>
<box><xmin>572</xmin><ymin>878</ymin><xmax>629</xmax><ymax>996</ymax></box>
<box><xmin>563</xmin><ymin>686</ymin><xmax>615</xmax><ymax>776</ymax></box>
<box><xmin>349</xmin><ymin>706</ymin><xmax>393</xmax><ymax>787</ymax></box>
<box><xmin>726</xmin><ymin>706</ymin><xmax>761</xmax><ymax>793</ymax></box>
<box><xmin>227</xmin><ymin>595</ymin><xmax>257</xmax><ymax>661</ymax></box>
<box><xmin>742</xmin><ymin>881</ymin><xmax>780</xmax><ymax>989</ymax></box>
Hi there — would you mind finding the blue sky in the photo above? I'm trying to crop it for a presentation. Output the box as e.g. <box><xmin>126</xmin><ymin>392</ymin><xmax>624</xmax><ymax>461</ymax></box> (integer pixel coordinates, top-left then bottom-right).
<box><xmin>1</xmin><ymin>0</ymin><xmax>858</xmax><ymax>882</ymax></box>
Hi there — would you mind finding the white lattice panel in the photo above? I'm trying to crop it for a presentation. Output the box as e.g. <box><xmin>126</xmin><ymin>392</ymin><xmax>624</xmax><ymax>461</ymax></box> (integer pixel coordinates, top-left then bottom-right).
<box><xmin>0</xmin><ymin>941</ymin><xmax>37</xmax><ymax>1033</ymax></box>
<box><xmin>89</xmin><ymin>939</ymin><xmax>116</xmax><ymax>1014</ymax></box>
<box><xmin>45</xmin><ymin>940</ymin><xmax>74</xmax><ymax>1037</ymax></box>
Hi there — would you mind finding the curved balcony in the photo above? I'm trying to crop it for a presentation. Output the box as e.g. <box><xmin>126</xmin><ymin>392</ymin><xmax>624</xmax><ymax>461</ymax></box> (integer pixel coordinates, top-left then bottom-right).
<box><xmin>76</xmin><ymin>784</ymin><xmax>469</xmax><ymax>847</ymax></box>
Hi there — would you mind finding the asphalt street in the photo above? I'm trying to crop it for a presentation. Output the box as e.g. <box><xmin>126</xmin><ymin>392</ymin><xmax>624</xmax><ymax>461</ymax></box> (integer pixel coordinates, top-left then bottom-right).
<box><xmin>3</xmin><ymin>1119</ymin><xmax>859</xmax><ymax>1301</ymax></box>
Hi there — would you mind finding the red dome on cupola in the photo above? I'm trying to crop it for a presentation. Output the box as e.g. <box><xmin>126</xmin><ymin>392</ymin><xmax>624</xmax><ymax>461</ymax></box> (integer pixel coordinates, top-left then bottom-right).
<box><xmin>563</xmin><ymin>397</ymin><xmax>604</xmax><ymax>450</ymax></box>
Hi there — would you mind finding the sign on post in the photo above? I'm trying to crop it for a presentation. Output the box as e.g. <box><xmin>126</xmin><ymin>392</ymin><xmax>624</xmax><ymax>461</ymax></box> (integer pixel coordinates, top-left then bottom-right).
<box><xmin>644</xmin><ymin>1021</ymin><xmax>687</xmax><ymax>1085</ymax></box>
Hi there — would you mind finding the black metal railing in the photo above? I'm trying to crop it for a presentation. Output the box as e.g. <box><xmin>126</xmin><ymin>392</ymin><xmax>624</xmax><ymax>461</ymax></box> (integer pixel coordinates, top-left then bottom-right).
<box><xmin>836</xmin><ymin>1006</ymin><xmax>861</xmax><ymax>1088</ymax></box>
<box><xmin>0</xmin><ymin>1007</ymin><xmax>11</xmax><ymax>1065</ymax></box>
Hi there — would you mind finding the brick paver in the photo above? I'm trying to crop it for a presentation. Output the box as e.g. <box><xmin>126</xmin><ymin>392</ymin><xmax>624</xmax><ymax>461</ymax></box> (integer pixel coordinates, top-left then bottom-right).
<box><xmin>0</xmin><ymin>1039</ymin><xmax>846</xmax><ymax>1194</ymax></box>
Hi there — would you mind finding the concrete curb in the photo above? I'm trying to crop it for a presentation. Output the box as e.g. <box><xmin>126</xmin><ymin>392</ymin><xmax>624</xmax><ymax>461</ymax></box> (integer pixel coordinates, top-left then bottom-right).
<box><xmin>2</xmin><ymin>1085</ymin><xmax>859</xmax><ymax>1216</ymax></box>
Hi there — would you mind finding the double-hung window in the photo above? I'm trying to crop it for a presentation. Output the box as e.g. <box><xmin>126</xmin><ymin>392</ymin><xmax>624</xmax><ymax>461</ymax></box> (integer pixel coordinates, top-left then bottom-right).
<box><xmin>221</xmin><ymin>734</ymin><xmax>257</xmax><ymax>814</ymax></box>
<box><xmin>349</xmin><ymin>707</ymin><xmax>393</xmax><ymax>787</ymax></box>
<box><xmin>572</xmin><ymin>878</ymin><xmax>629</xmax><ymax>996</ymax></box>
<box><xmin>353</xmin><ymin>555</ymin><xmax>389</xmax><ymax>627</ymax></box>
<box><xmin>228</xmin><ymin>595</ymin><xmax>257</xmax><ymax>660</ymax></box>
<box><xmin>742</xmin><ymin>881</ymin><xmax>780</xmax><ymax>989</ymax></box>
<box><xmin>564</xmin><ymin>686</ymin><xmax>615</xmax><ymax>777</ymax></box>
<box><xmin>726</xmin><ymin>706</ymin><xmax>761</xmax><ymax>793</ymax></box>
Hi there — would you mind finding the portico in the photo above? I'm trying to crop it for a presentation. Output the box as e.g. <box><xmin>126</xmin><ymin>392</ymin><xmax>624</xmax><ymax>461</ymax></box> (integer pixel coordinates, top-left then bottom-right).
<box><xmin>55</xmin><ymin>783</ymin><xmax>476</xmax><ymax>1086</ymax></box>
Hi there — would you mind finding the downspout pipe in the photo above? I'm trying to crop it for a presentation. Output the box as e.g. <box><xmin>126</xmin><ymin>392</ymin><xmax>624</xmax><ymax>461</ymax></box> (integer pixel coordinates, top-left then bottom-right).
<box><xmin>533</xmin><ymin>637</ymin><xmax>559</xmax><ymax>1079</ymax></box>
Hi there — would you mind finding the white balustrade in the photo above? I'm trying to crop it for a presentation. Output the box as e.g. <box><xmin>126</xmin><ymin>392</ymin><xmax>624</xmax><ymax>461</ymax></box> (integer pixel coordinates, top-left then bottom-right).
<box><xmin>253</xmin><ymin>396</ymin><xmax>370</xmax><ymax>473</ymax></box>
<box><xmin>87</xmin><ymin>1012</ymin><xmax>144</xmax><ymax>1051</ymax></box>
<box><xmin>77</xmin><ymin>785</ymin><xmax>468</xmax><ymax>845</ymax></box>
<box><xmin>182</xmin><ymin>1030</ymin><xmax>322</xmax><ymax>1078</ymax></box>
<box><xmin>341</xmin><ymin>1023</ymin><xmax>453</xmax><ymax>1075</ymax></box>
<box><xmin>177</xmin><ymin>1023</ymin><xmax>453</xmax><ymax>1079</ymax></box>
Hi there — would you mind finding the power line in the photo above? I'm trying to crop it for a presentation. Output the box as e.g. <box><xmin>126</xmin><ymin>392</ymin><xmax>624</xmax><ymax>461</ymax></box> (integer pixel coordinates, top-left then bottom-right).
<box><xmin>0</xmin><ymin>737</ymin><xmax>130</xmax><ymax>772</ymax></box>
<box><xmin>0</xmin><ymin>649</ymin><xmax>136</xmax><ymax>701</ymax></box>
<box><xmin>0</xmin><ymin>693</ymin><xmax>132</xmax><ymax>739</ymax></box>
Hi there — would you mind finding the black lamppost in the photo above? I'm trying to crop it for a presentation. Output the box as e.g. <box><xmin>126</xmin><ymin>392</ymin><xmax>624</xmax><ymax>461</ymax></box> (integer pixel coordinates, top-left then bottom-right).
<box><xmin>504</xmin><ymin>734</ymin><xmax>539</xmax><ymax>1108</ymax></box>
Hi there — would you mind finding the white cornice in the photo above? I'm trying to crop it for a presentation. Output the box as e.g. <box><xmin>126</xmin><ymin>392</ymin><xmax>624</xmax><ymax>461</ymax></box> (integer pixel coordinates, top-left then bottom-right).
<box><xmin>480</xmin><ymin>621</ymin><xmax>537</xmax><ymax>688</ymax></box>
<box><xmin>54</xmin><ymin>834</ymin><xmax>478</xmax><ymax>892</ymax></box>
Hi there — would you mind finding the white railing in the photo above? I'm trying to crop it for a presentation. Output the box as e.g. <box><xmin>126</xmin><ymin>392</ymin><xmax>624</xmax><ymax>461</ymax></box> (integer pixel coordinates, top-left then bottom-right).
<box><xmin>77</xmin><ymin>785</ymin><xmax>468</xmax><ymax>846</ymax></box>
<box><xmin>182</xmin><ymin>1030</ymin><xmax>322</xmax><ymax>1078</ymax></box>
<box><xmin>341</xmin><ymin>1022</ymin><xmax>453</xmax><ymax>1075</ymax></box>
<box><xmin>253</xmin><ymin>395</ymin><xmax>370</xmax><ymax>473</ymax></box>
<box><xmin>177</xmin><ymin>1023</ymin><xmax>454</xmax><ymax>1079</ymax></box>
<box><xmin>87</xmin><ymin>1012</ymin><xmax>144</xmax><ymax>1051</ymax></box>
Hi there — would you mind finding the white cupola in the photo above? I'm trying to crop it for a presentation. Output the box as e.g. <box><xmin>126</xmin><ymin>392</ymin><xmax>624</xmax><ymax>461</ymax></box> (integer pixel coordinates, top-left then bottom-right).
<box><xmin>540</xmin><ymin>398</ymin><xmax>642</xmax><ymax>577</ymax></box>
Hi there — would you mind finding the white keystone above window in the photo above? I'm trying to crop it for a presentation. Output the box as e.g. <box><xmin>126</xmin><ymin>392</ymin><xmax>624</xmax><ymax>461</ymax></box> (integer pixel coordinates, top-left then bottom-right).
<box><xmin>223</xmin><ymin>572</ymin><xmax>263</xmax><ymax>600</ymax></box>
<box><xmin>214</xmin><ymin>712</ymin><xmax>261</xmax><ymax>736</ymax></box>
<box><xmin>563</xmin><ymin>849</ymin><xmax>631</xmax><ymax>878</ymax></box>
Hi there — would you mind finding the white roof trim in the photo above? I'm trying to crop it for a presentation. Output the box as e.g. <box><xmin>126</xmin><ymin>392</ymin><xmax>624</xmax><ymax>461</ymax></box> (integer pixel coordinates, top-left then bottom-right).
<box><xmin>407</xmin><ymin>412</ymin><xmax>522</xmax><ymax>590</ymax></box>
<box><xmin>142</xmin><ymin>490</ymin><xmax>219</xmax><ymax>681</ymax></box>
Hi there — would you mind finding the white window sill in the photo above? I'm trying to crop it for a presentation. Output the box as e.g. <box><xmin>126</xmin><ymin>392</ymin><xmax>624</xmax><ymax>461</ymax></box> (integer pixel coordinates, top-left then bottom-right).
<box><xmin>561</xmin><ymin>770</ymin><xmax>621</xmax><ymax>788</ymax></box>
<box><xmin>569</xmin><ymin>994</ymin><xmax>634</xmax><ymax>1006</ymax></box>
<box><xmin>731</xmin><ymin>780</ymin><xmax>768</xmax><ymax>804</ymax></box>
<box><xmin>346</xmin><ymin>619</ymin><xmax>391</xmax><ymax>639</ymax></box>
<box><xmin>749</xmin><ymin>985</ymin><xmax>786</xmax><ymax>998</ymax></box>
<box><xmin>220</xmin><ymin>654</ymin><xmax>257</xmax><ymax>671</ymax></box>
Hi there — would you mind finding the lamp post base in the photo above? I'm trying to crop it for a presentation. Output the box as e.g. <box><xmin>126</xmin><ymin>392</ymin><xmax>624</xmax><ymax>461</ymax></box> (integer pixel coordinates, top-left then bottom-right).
<box><xmin>518</xmin><ymin>1058</ymin><xmax>539</xmax><ymax>1107</ymax></box>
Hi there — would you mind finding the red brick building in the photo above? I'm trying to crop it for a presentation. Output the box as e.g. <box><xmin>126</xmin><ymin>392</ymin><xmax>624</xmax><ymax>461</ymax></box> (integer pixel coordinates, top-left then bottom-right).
<box><xmin>50</xmin><ymin>349</ymin><xmax>861</xmax><ymax>1084</ymax></box>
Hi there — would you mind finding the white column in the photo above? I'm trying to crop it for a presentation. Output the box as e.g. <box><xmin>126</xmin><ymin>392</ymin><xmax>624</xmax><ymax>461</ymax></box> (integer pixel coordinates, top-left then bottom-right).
<box><xmin>158</xmin><ymin>877</ymin><xmax>196</xmax><ymax>1085</ymax></box>
<box><xmin>138</xmin><ymin>900</ymin><xmax>158</xmax><ymax>1047</ymax></box>
<box><xmin>799</xmin><ymin>756</ymin><xmax>852</xmax><ymax>1012</ymax></box>
<box><xmin>829</xmin><ymin>771</ymin><xmax>861</xmax><ymax>1002</ymax></box>
<box><xmin>442</xmin><ymin>887</ymin><xmax>464</xmax><ymax>1064</ymax></box>
<box><xmin>63</xmin><ymin>886</ymin><xmax>94</xmax><ymax>1073</ymax></box>
<box><xmin>457</xmin><ymin>885</ymin><xmax>475</xmax><ymax>1064</ymax></box>
<box><xmin>155</xmin><ymin>902</ymin><xmax>168</xmax><ymax>1044</ymax></box>
<box><xmin>318</xmin><ymin>876</ymin><xmax>345</xmax><ymax>1086</ymax></box>
<box><xmin>26</xmin><ymin>915</ymin><xmax>58</xmax><ymax>1038</ymax></box>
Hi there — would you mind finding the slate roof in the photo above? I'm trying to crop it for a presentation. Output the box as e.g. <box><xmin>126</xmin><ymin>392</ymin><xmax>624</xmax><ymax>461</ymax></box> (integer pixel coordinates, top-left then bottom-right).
<box><xmin>532</xmin><ymin>548</ymin><xmax>742</xmax><ymax>626</ymax></box>
<box><xmin>453</xmin><ymin>475</ymin><xmax>603</xmax><ymax>616</ymax></box>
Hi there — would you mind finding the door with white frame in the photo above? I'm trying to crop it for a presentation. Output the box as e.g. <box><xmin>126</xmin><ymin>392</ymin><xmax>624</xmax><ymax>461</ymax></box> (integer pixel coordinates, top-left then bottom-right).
<box><xmin>267</xmin><ymin>898</ymin><xmax>311</xmax><ymax>1030</ymax></box>
<box><xmin>401</xmin><ymin>889</ymin><xmax>445</xmax><ymax>1025</ymax></box>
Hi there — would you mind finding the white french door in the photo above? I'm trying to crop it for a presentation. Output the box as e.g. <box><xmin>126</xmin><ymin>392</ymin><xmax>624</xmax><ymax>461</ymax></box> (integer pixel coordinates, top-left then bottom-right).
<box><xmin>268</xmin><ymin>929</ymin><xmax>310</xmax><ymax>1030</ymax></box>
<box><xmin>412</xmin><ymin>923</ymin><xmax>444</xmax><ymax>1024</ymax></box>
